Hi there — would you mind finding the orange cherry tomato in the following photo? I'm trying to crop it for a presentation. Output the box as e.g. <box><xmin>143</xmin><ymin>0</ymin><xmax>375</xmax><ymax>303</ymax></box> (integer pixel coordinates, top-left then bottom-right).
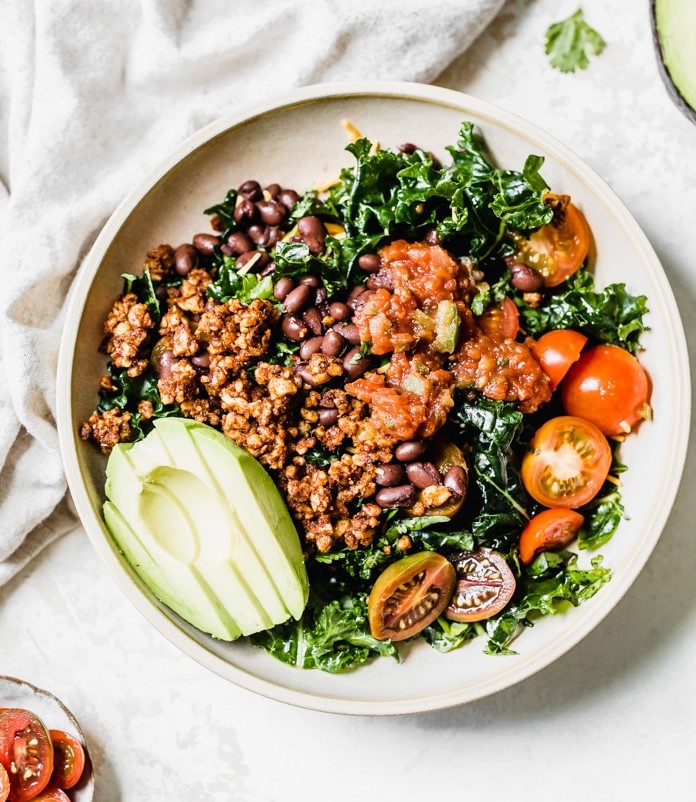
<box><xmin>513</xmin><ymin>194</ymin><xmax>590</xmax><ymax>287</ymax></box>
<box><xmin>477</xmin><ymin>296</ymin><xmax>520</xmax><ymax>341</ymax></box>
<box><xmin>27</xmin><ymin>788</ymin><xmax>70</xmax><ymax>802</ymax></box>
<box><xmin>368</xmin><ymin>551</ymin><xmax>456</xmax><ymax>641</ymax></box>
<box><xmin>521</xmin><ymin>416</ymin><xmax>612</xmax><ymax>509</ymax></box>
<box><xmin>49</xmin><ymin>731</ymin><xmax>85</xmax><ymax>791</ymax></box>
<box><xmin>0</xmin><ymin>763</ymin><xmax>9</xmax><ymax>802</ymax></box>
<box><xmin>0</xmin><ymin>710</ymin><xmax>54</xmax><ymax>802</ymax></box>
<box><xmin>518</xmin><ymin>509</ymin><xmax>585</xmax><ymax>564</ymax></box>
<box><xmin>530</xmin><ymin>329</ymin><xmax>588</xmax><ymax>390</ymax></box>
<box><xmin>561</xmin><ymin>344</ymin><xmax>651</xmax><ymax>436</ymax></box>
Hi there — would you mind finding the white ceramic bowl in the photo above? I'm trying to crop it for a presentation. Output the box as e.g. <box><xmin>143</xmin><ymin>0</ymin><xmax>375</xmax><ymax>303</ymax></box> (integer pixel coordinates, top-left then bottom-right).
<box><xmin>57</xmin><ymin>82</ymin><xmax>690</xmax><ymax>715</ymax></box>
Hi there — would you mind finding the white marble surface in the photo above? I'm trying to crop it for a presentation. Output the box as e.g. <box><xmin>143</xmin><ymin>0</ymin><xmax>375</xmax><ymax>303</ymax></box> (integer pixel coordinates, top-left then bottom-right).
<box><xmin>2</xmin><ymin>1</ymin><xmax>695</xmax><ymax>799</ymax></box>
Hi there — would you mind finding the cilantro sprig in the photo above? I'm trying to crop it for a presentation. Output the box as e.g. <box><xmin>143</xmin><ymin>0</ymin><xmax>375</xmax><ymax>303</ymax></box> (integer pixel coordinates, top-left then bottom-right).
<box><xmin>545</xmin><ymin>8</ymin><xmax>606</xmax><ymax>73</ymax></box>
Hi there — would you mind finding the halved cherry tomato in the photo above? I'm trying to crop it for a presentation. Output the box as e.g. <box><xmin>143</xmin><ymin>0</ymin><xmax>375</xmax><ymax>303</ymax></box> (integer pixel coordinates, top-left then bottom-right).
<box><xmin>478</xmin><ymin>296</ymin><xmax>519</xmax><ymax>341</ymax></box>
<box><xmin>0</xmin><ymin>763</ymin><xmax>9</xmax><ymax>802</ymax></box>
<box><xmin>521</xmin><ymin>416</ymin><xmax>612</xmax><ymax>509</ymax></box>
<box><xmin>512</xmin><ymin>194</ymin><xmax>590</xmax><ymax>287</ymax></box>
<box><xmin>368</xmin><ymin>551</ymin><xmax>456</xmax><ymax>641</ymax></box>
<box><xmin>0</xmin><ymin>709</ymin><xmax>54</xmax><ymax>802</ymax></box>
<box><xmin>49</xmin><ymin>731</ymin><xmax>85</xmax><ymax>791</ymax></box>
<box><xmin>530</xmin><ymin>329</ymin><xmax>588</xmax><ymax>390</ymax></box>
<box><xmin>445</xmin><ymin>548</ymin><xmax>516</xmax><ymax>622</ymax></box>
<box><xmin>26</xmin><ymin>788</ymin><xmax>69</xmax><ymax>802</ymax></box>
<box><xmin>561</xmin><ymin>344</ymin><xmax>651</xmax><ymax>436</ymax></box>
<box><xmin>518</xmin><ymin>509</ymin><xmax>585</xmax><ymax>564</ymax></box>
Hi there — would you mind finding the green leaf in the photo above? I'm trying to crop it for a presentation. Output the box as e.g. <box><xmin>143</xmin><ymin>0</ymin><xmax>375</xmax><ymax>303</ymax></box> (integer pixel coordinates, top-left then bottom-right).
<box><xmin>545</xmin><ymin>8</ymin><xmax>606</xmax><ymax>74</ymax></box>
<box><xmin>206</xmin><ymin>256</ymin><xmax>276</xmax><ymax>303</ymax></box>
<box><xmin>579</xmin><ymin>490</ymin><xmax>625</xmax><ymax>550</ymax></box>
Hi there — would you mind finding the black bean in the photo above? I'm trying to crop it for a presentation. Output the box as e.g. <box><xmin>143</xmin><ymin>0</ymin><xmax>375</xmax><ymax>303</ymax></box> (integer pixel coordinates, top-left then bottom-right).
<box><xmin>366</xmin><ymin>271</ymin><xmax>393</xmax><ymax>291</ymax></box>
<box><xmin>296</xmin><ymin>366</ymin><xmax>319</xmax><ymax>387</ymax></box>
<box><xmin>273</xmin><ymin>276</ymin><xmax>296</xmax><ymax>301</ymax></box>
<box><xmin>174</xmin><ymin>244</ymin><xmax>198</xmax><ymax>276</ymax></box>
<box><xmin>375</xmin><ymin>484</ymin><xmax>417</xmax><ymax>509</ymax></box>
<box><xmin>156</xmin><ymin>349</ymin><xmax>176</xmax><ymax>379</ymax></box>
<box><xmin>333</xmin><ymin>322</ymin><xmax>360</xmax><ymax>345</ymax></box>
<box><xmin>315</xmin><ymin>287</ymin><xmax>329</xmax><ymax>310</ymax></box>
<box><xmin>281</xmin><ymin>315</ymin><xmax>308</xmax><ymax>341</ymax></box>
<box><xmin>234</xmin><ymin>198</ymin><xmax>257</xmax><ymax>226</ymax></box>
<box><xmin>299</xmin><ymin>336</ymin><xmax>324</xmax><ymax>360</ymax></box>
<box><xmin>283</xmin><ymin>284</ymin><xmax>313</xmax><ymax>314</ymax></box>
<box><xmin>399</xmin><ymin>142</ymin><xmax>418</xmax><ymax>154</ymax></box>
<box><xmin>297</xmin><ymin>216</ymin><xmax>327</xmax><ymax>255</ymax></box>
<box><xmin>277</xmin><ymin>188</ymin><xmax>300</xmax><ymax>211</ymax></box>
<box><xmin>192</xmin><ymin>233</ymin><xmax>220</xmax><ymax>255</ymax></box>
<box><xmin>303</xmin><ymin>306</ymin><xmax>323</xmax><ymax>336</ymax></box>
<box><xmin>358</xmin><ymin>253</ymin><xmax>381</xmax><ymax>273</ymax></box>
<box><xmin>321</xmin><ymin>329</ymin><xmax>345</xmax><ymax>356</ymax></box>
<box><xmin>258</xmin><ymin>226</ymin><xmax>282</xmax><ymax>249</ymax></box>
<box><xmin>260</xmin><ymin>260</ymin><xmax>276</xmax><ymax>277</ymax></box>
<box><xmin>353</xmin><ymin>289</ymin><xmax>375</xmax><ymax>310</ymax></box>
<box><xmin>191</xmin><ymin>353</ymin><xmax>210</xmax><ymax>369</ymax></box>
<box><xmin>395</xmin><ymin>440</ymin><xmax>427</xmax><ymax>462</ymax></box>
<box><xmin>406</xmin><ymin>462</ymin><xmax>441</xmax><ymax>489</ymax></box>
<box><xmin>424</xmin><ymin>227</ymin><xmax>441</xmax><ymax>246</ymax></box>
<box><xmin>318</xmin><ymin>408</ymin><xmax>339</xmax><ymax>427</ymax></box>
<box><xmin>236</xmin><ymin>250</ymin><xmax>270</xmax><ymax>273</ymax></box>
<box><xmin>343</xmin><ymin>347</ymin><xmax>370</xmax><ymax>379</ymax></box>
<box><xmin>225</xmin><ymin>231</ymin><xmax>253</xmax><ymax>255</ymax></box>
<box><xmin>443</xmin><ymin>466</ymin><xmax>468</xmax><ymax>499</ymax></box>
<box><xmin>298</xmin><ymin>274</ymin><xmax>323</xmax><ymax>288</ymax></box>
<box><xmin>329</xmin><ymin>302</ymin><xmax>351</xmax><ymax>322</ymax></box>
<box><xmin>256</xmin><ymin>199</ymin><xmax>287</xmax><ymax>226</ymax></box>
<box><xmin>247</xmin><ymin>224</ymin><xmax>266</xmax><ymax>244</ymax></box>
<box><xmin>265</xmin><ymin>183</ymin><xmax>281</xmax><ymax>199</ymax></box>
<box><xmin>155</xmin><ymin>284</ymin><xmax>169</xmax><ymax>305</ymax></box>
<box><xmin>510</xmin><ymin>262</ymin><xmax>544</xmax><ymax>292</ymax></box>
<box><xmin>238</xmin><ymin>180</ymin><xmax>263</xmax><ymax>201</ymax></box>
<box><xmin>375</xmin><ymin>463</ymin><xmax>407</xmax><ymax>488</ymax></box>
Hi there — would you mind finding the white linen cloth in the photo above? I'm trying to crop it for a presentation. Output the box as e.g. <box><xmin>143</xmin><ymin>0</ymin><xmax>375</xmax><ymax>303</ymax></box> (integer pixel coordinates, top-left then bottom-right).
<box><xmin>0</xmin><ymin>0</ymin><xmax>506</xmax><ymax>585</ymax></box>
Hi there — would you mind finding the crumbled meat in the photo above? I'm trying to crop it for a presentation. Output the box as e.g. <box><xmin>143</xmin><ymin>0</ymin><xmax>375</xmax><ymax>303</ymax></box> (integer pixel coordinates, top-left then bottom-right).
<box><xmin>144</xmin><ymin>244</ymin><xmax>175</xmax><ymax>282</ymax></box>
<box><xmin>103</xmin><ymin>293</ymin><xmax>155</xmax><ymax>377</ymax></box>
<box><xmin>196</xmin><ymin>298</ymin><xmax>277</xmax><ymax>369</ymax></box>
<box><xmin>159</xmin><ymin>306</ymin><xmax>199</xmax><ymax>357</ymax></box>
<box><xmin>157</xmin><ymin>359</ymin><xmax>198</xmax><ymax>405</ymax></box>
<box><xmin>80</xmin><ymin>408</ymin><xmax>132</xmax><ymax>454</ymax></box>
<box><xmin>172</xmin><ymin>268</ymin><xmax>212</xmax><ymax>315</ymax></box>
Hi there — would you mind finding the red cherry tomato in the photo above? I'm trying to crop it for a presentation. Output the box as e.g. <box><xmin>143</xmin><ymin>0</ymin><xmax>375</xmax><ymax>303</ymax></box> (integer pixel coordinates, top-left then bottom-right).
<box><xmin>521</xmin><ymin>416</ymin><xmax>612</xmax><ymax>509</ymax></box>
<box><xmin>49</xmin><ymin>731</ymin><xmax>85</xmax><ymax>791</ymax></box>
<box><xmin>0</xmin><ymin>709</ymin><xmax>53</xmax><ymax>802</ymax></box>
<box><xmin>0</xmin><ymin>763</ymin><xmax>10</xmax><ymax>802</ymax></box>
<box><xmin>518</xmin><ymin>509</ymin><xmax>585</xmax><ymax>564</ymax></box>
<box><xmin>26</xmin><ymin>788</ymin><xmax>70</xmax><ymax>802</ymax></box>
<box><xmin>368</xmin><ymin>551</ymin><xmax>456</xmax><ymax>641</ymax></box>
<box><xmin>530</xmin><ymin>329</ymin><xmax>588</xmax><ymax>390</ymax></box>
<box><xmin>445</xmin><ymin>548</ymin><xmax>516</xmax><ymax>622</ymax></box>
<box><xmin>561</xmin><ymin>344</ymin><xmax>651</xmax><ymax>436</ymax></box>
<box><xmin>513</xmin><ymin>194</ymin><xmax>590</xmax><ymax>287</ymax></box>
<box><xmin>477</xmin><ymin>296</ymin><xmax>520</xmax><ymax>341</ymax></box>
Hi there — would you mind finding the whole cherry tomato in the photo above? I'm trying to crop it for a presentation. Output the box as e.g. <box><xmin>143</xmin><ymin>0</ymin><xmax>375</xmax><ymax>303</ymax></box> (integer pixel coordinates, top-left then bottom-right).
<box><xmin>530</xmin><ymin>329</ymin><xmax>588</xmax><ymax>390</ymax></box>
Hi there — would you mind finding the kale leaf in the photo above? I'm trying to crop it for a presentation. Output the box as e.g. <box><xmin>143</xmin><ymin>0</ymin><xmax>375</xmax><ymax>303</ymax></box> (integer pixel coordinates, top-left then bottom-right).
<box><xmin>545</xmin><ymin>8</ymin><xmax>606</xmax><ymax>74</ymax></box>
<box><xmin>579</xmin><ymin>490</ymin><xmax>625</xmax><ymax>550</ymax></box>
<box><xmin>122</xmin><ymin>269</ymin><xmax>160</xmax><ymax>321</ymax></box>
<box><xmin>206</xmin><ymin>255</ymin><xmax>276</xmax><ymax>303</ymax></box>
<box><xmin>519</xmin><ymin>269</ymin><xmax>649</xmax><ymax>352</ymax></box>
<box><xmin>250</xmin><ymin>596</ymin><xmax>398</xmax><ymax>672</ymax></box>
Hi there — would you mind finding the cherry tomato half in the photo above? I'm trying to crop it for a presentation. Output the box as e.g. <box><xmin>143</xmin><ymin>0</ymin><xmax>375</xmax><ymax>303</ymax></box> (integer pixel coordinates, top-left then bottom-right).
<box><xmin>561</xmin><ymin>344</ymin><xmax>651</xmax><ymax>436</ymax></box>
<box><xmin>518</xmin><ymin>509</ymin><xmax>585</xmax><ymax>565</ymax></box>
<box><xmin>368</xmin><ymin>552</ymin><xmax>456</xmax><ymax>641</ymax></box>
<box><xmin>530</xmin><ymin>329</ymin><xmax>588</xmax><ymax>390</ymax></box>
<box><xmin>49</xmin><ymin>731</ymin><xmax>85</xmax><ymax>791</ymax></box>
<box><xmin>521</xmin><ymin>416</ymin><xmax>612</xmax><ymax>509</ymax></box>
<box><xmin>477</xmin><ymin>296</ymin><xmax>520</xmax><ymax>341</ymax></box>
<box><xmin>445</xmin><ymin>548</ymin><xmax>516</xmax><ymax>622</ymax></box>
<box><xmin>27</xmin><ymin>788</ymin><xmax>70</xmax><ymax>802</ymax></box>
<box><xmin>0</xmin><ymin>763</ymin><xmax>9</xmax><ymax>802</ymax></box>
<box><xmin>0</xmin><ymin>709</ymin><xmax>53</xmax><ymax>802</ymax></box>
<box><xmin>513</xmin><ymin>194</ymin><xmax>590</xmax><ymax>287</ymax></box>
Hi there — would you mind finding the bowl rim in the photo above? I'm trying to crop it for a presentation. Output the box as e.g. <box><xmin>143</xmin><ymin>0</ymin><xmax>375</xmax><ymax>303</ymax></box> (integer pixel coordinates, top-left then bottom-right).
<box><xmin>56</xmin><ymin>80</ymin><xmax>692</xmax><ymax>716</ymax></box>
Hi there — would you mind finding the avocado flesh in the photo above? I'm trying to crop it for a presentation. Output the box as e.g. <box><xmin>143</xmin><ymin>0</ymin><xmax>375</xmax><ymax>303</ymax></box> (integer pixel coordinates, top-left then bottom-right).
<box><xmin>104</xmin><ymin>418</ymin><xmax>309</xmax><ymax>641</ymax></box>
<box><xmin>654</xmin><ymin>0</ymin><xmax>696</xmax><ymax>118</ymax></box>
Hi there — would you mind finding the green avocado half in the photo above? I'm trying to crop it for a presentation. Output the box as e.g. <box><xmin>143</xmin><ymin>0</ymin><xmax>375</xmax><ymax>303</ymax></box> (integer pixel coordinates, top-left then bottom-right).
<box><xmin>103</xmin><ymin>417</ymin><xmax>309</xmax><ymax>641</ymax></box>
<box><xmin>652</xmin><ymin>0</ymin><xmax>696</xmax><ymax>124</ymax></box>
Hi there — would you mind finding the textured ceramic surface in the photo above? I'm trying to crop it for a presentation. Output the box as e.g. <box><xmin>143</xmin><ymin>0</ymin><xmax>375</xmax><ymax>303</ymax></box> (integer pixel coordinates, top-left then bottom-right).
<box><xmin>57</xmin><ymin>82</ymin><xmax>689</xmax><ymax>715</ymax></box>
<box><xmin>0</xmin><ymin>676</ymin><xmax>94</xmax><ymax>800</ymax></box>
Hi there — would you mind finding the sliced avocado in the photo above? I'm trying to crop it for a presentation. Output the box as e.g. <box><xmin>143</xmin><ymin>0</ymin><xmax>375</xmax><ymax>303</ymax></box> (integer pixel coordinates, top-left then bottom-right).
<box><xmin>652</xmin><ymin>0</ymin><xmax>696</xmax><ymax>123</ymax></box>
<box><xmin>104</xmin><ymin>418</ymin><xmax>309</xmax><ymax>640</ymax></box>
